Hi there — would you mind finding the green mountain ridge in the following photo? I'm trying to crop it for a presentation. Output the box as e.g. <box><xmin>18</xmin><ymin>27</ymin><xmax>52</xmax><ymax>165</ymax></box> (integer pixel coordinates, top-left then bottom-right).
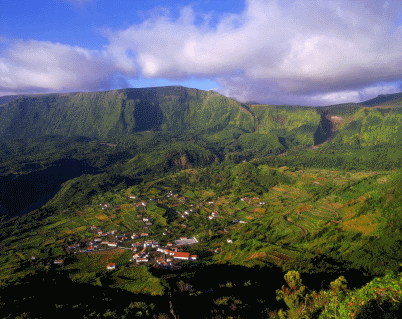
<box><xmin>2</xmin><ymin>87</ymin><xmax>402</xmax><ymax>152</ymax></box>
<box><xmin>0</xmin><ymin>87</ymin><xmax>254</xmax><ymax>140</ymax></box>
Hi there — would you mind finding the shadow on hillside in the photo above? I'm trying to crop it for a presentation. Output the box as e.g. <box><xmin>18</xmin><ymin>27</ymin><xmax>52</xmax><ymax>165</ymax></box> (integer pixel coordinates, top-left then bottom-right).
<box><xmin>0</xmin><ymin>158</ymin><xmax>101</xmax><ymax>221</ymax></box>
<box><xmin>313</xmin><ymin>112</ymin><xmax>333</xmax><ymax>146</ymax></box>
<box><xmin>126</xmin><ymin>90</ymin><xmax>164</xmax><ymax>132</ymax></box>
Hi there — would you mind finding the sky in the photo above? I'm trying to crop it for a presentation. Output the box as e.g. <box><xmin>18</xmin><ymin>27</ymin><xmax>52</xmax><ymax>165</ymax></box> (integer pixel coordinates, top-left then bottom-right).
<box><xmin>1</xmin><ymin>0</ymin><xmax>402</xmax><ymax>106</ymax></box>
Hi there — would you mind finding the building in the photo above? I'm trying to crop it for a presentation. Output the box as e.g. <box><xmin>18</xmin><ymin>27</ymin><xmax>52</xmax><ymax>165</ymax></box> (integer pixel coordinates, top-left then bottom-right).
<box><xmin>137</xmin><ymin>257</ymin><xmax>148</xmax><ymax>263</ymax></box>
<box><xmin>54</xmin><ymin>259</ymin><xmax>63</xmax><ymax>265</ymax></box>
<box><xmin>173</xmin><ymin>252</ymin><xmax>190</xmax><ymax>260</ymax></box>
<box><xmin>106</xmin><ymin>263</ymin><xmax>116</xmax><ymax>270</ymax></box>
<box><xmin>175</xmin><ymin>237</ymin><xmax>198</xmax><ymax>246</ymax></box>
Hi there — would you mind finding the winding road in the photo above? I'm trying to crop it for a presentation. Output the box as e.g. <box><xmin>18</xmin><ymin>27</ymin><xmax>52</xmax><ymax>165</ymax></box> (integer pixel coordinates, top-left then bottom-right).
<box><xmin>283</xmin><ymin>212</ymin><xmax>307</xmax><ymax>245</ymax></box>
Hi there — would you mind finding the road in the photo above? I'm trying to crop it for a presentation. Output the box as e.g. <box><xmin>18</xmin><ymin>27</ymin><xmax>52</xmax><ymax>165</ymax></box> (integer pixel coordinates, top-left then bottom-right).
<box><xmin>283</xmin><ymin>212</ymin><xmax>307</xmax><ymax>245</ymax></box>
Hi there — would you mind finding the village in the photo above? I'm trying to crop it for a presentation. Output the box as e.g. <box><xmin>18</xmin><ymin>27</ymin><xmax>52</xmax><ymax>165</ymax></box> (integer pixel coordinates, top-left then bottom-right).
<box><xmin>37</xmin><ymin>189</ymin><xmax>260</xmax><ymax>270</ymax></box>
<box><xmin>63</xmin><ymin>223</ymin><xmax>200</xmax><ymax>270</ymax></box>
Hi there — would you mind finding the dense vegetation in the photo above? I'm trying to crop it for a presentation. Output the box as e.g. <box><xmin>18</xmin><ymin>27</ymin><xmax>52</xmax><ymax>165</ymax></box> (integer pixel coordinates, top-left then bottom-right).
<box><xmin>1</xmin><ymin>87</ymin><xmax>402</xmax><ymax>318</ymax></box>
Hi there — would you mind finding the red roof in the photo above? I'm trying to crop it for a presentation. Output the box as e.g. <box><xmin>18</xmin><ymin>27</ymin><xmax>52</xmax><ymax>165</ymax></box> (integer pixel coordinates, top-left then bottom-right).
<box><xmin>107</xmin><ymin>263</ymin><xmax>115</xmax><ymax>267</ymax></box>
<box><xmin>174</xmin><ymin>252</ymin><xmax>190</xmax><ymax>258</ymax></box>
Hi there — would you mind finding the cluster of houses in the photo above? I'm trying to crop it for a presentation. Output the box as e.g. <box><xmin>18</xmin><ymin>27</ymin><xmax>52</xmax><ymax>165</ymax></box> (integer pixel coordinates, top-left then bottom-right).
<box><xmin>65</xmin><ymin>227</ymin><xmax>127</xmax><ymax>254</ymax></box>
<box><xmin>240</xmin><ymin>197</ymin><xmax>266</xmax><ymax>206</ymax></box>
<box><xmin>61</xmin><ymin>217</ymin><xmax>201</xmax><ymax>270</ymax></box>
<box><xmin>129</xmin><ymin>237</ymin><xmax>199</xmax><ymax>268</ymax></box>
<box><xmin>39</xmin><ymin>189</ymin><xmax>262</xmax><ymax>270</ymax></box>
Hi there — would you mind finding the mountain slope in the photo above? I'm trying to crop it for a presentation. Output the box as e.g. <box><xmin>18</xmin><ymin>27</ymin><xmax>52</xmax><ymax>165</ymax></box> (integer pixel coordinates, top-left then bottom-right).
<box><xmin>0</xmin><ymin>87</ymin><xmax>254</xmax><ymax>140</ymax></box>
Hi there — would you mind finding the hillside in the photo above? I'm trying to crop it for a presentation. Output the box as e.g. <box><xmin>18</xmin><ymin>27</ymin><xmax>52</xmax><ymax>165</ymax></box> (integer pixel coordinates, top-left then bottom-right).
<box><xmin>0</xmin><ymin>87</ymin><xmax>254</xmax><ymax>140</ymax></box>
<box><xmin>1</xmin><ymin>88</ymin><xmax>402</xmax><ymax>318</ymax></box>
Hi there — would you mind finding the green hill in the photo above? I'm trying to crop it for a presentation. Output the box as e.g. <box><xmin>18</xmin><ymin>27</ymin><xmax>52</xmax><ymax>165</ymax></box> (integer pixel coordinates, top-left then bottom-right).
<box><xmin>0</xmin><ymin>87</ymin><xmax>254</xmax><ymax>140</ymax></box>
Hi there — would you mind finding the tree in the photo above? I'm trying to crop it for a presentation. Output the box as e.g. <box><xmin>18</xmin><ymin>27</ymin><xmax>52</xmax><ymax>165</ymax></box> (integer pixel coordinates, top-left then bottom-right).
<box><xmin>276</xmin><ymin>271</ymin><xmax>308</xmax><ymax>318</ymax></box>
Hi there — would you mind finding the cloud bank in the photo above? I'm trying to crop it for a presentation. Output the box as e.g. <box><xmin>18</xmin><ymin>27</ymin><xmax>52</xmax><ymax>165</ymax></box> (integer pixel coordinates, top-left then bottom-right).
<box><xmin>2</xmin><ymin>0</ymin><xmax>402</xmax><ymax>105</ymax></box>
<box><xmin>0</xmin><ymin>40</ymin><xmax>136</xmax><ymax>96</ymax></box>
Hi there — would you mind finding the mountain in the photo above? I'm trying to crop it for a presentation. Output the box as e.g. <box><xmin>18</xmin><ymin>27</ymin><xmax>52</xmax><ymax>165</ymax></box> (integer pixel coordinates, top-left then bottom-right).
<box><xmin>0</xmin><ymin>87</ymin><xmax>334</xmax><ymax>160</ymax></box>
<box><xmin>0</xmin><ymin>87</ymin><xmax>254</xmax><ymax>140</ymax></box>
<box><xmin>3</xmin><ymin>87</ymin><xmax>402</xmax><ymax>155</ymax></box>
<box><xmin>360</xmin><ymin>92</ymin><xmax>402</xmax><ymax>107</ymax></box>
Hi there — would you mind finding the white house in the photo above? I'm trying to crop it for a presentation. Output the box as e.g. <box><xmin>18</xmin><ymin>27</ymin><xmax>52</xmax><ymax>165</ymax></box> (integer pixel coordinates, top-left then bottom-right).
<box><xmin>173</xmin><ymin>252</ymin><xmax>198</xmax><ymax>261</ymax></box>
<box><xmin>173</xmin><ymin>252</ymin><xmax>190</xmax><ymax>260</ymax></box>
<box><xmin>137</xmin><ymin>257</ymin><xmax>148</xmax><ymax>263</ymax></box>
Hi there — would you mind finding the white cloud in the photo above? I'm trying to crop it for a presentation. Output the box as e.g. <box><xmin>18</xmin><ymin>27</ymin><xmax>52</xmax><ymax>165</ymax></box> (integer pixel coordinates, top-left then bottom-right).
<box><xmin>0</xmin><ymin>40</ymin><xmax>136</xmax><ymax>95</ymax></box>
<box><xmin>3</xmin><ymin>0</ymin><xmax>402</xmax><ymax>105</ymax></box>
<box><xmin>310</xmin><ymin>84</ymin><xmax>402</xmax><ymax>105</ymax></box>
<box><xmin>104</xmin><ymin>0</ymin><xmax>402</xmax><ymax>105</ymax></box>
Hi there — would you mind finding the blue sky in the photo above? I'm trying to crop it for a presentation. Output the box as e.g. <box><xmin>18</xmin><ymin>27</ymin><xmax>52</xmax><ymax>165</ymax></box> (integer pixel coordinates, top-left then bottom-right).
<box><xmin>1</xmin><ymin>0</ymin><xmax>402</xmax><ymax>105</ymax></box>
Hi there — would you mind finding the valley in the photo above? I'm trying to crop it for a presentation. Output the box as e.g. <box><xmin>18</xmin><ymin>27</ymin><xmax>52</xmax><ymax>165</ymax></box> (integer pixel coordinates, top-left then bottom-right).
<box><xmin>1</xmin><ymin>87</ymin><xmax>402</xmax><ymax>318</ymax></box>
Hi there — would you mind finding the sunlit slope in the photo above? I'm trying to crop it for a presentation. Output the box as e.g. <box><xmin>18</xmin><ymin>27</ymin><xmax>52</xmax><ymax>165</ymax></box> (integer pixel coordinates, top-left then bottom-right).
<box><xmin>251</xmin><ymin>105</ymin><xmax>321</xmax><ymax>146</ymax></box>
<box><xmin>326</xmin><ymin>107</ymin><xmax>402</xmax><ymax>146</ymax></box>
<box><xmin>0</xmin><ymin>86</ymin><xmax>254</xmax><ymax>140</ymax></box>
